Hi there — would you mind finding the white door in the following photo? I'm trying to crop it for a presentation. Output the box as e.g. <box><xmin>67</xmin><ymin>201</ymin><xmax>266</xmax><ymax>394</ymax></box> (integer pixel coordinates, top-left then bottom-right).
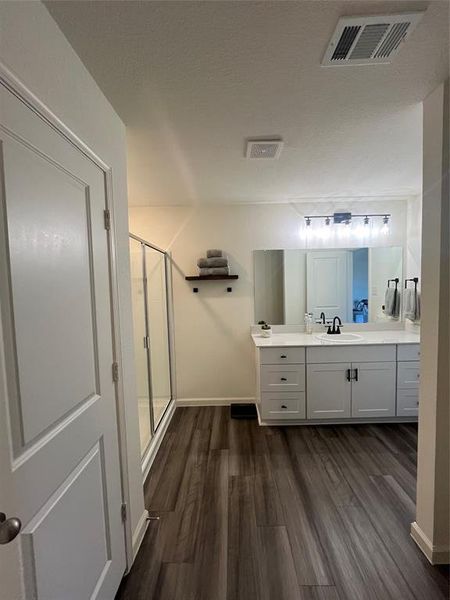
<box><xmin>307</xmin><ymin>251</ymin><xmax>351</xmax><ymax>322</ymax></box>
<box><xmin>351</xmin><ymin>362</ymin><xmax>396</xmax><ymax>418</ymax></box>
<box><xmin>307</xmin><ymin>363</ymin><xmax>352</xmax><ymax>419</ymax></box>
<box><xmin>0</xmin><ymin>84</ymin><xmax>125</xmax><ymax>598</ymax></box>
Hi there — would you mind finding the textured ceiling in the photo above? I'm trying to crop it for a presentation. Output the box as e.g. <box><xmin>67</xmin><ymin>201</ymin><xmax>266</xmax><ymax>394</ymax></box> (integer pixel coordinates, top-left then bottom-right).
<box><xmin>46</xmin><ymin>0</ymin><xmax>449</xmax><ymax>206</ymax></box>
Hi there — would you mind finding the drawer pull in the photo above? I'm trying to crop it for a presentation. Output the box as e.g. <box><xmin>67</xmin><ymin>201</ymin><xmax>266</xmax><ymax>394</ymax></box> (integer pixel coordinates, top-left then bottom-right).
<box><xmin>281</xmin><ymin>405</ymin><xmax>287</xmax><ymax>409</ymax></box>
<box><xmin>416</xmin><ymin>401</ymin><xmax>419</xmax><ymax>406</ymax></box>
<box><xmin>280</xmin><ymin>355</ymin><xmax>287</xmax><ymax>359</ymax></box>
<box><xmin>280</xmin><ymin>377</ymin><xmax>287</xmax><ymax>381</ymax></box>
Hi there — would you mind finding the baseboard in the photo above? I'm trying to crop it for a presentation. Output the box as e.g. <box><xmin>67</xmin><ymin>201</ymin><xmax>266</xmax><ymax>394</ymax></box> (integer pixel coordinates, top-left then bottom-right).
<box><xmin>411</xmin><ymin>522</ymin><xmax>450</xmax><ymax>564</ymax></box>
<box><xmin>176</xmin><ymin>397</ymin><xmax>256</xmax><ymax>407</ymax></box>
<box><xmin>131</xmin><ymin>508</ymin><xmax>149</xmax><ymax>563</ymax></box>
<box><xmin>141</xmin><ymin>399</ymin><xmax>176</xmax><ymax>482</ymax></box>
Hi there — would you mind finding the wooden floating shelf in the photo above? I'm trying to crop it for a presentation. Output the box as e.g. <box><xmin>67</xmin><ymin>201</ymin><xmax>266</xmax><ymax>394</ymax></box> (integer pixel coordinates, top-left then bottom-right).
<box><xmin>185</xmin><ymin>275</ymin><xmax>239</xmax><ymax>281</ymax></box>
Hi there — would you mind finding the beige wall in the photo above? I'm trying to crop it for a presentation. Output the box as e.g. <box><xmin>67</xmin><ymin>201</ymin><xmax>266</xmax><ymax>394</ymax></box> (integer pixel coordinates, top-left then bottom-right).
<box><xmin>0</xmin><ymin>0</ymin><xmax>145</xmax><ymax>565</ymax></box>
<box><xmin>129</xmin><ymin>198</ymin><xmax>415</xmax><ymax>403</ymax></box>
<box><xmin>412</xmin><ymin>80</ymin><xmax>449</xmax><ymax>563</ymax></box>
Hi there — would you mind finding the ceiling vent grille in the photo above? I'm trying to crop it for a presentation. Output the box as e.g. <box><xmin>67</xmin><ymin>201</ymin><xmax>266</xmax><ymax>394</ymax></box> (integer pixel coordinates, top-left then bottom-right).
<box><xmin>246</xmin><ymin>139</ymin><xmax>284</xmax><ymax>159</ymax></box>
<box><xmin>322</xmin><ymin>12</ymin><xmax>424</xmax><ymax>66</ymax></box>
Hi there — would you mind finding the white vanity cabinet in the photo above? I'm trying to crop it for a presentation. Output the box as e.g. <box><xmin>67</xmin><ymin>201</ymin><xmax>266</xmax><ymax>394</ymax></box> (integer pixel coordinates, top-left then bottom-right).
<box><xmin>255</xmin><ymin>337</ymin><xmax>418</xmax><ymax>425</ymax></box>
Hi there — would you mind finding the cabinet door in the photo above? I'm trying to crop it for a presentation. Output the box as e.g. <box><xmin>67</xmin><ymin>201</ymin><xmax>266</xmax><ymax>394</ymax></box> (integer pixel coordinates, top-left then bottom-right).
<box><xmin>397</xmin><ymin>361</ymin><xmax>420</xmax><ymax>389</ymax></box>
<box><xmin>397</xmin><ymin>389</ymin><xmax>419</xmax><ymax>417</ymax></box>
<box><xmin>351</xmin><ymin>362</ymin><xmax>396</xmax><ymax>418</ymax></box>
<box><xmin>307</xmin><ymin>363</ymin><xmax>351</xmax><ymax>419</ymax></box>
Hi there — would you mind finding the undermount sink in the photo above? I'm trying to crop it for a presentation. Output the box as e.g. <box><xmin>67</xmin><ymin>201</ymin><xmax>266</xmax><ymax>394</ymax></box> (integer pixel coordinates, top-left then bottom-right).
<box><xmin>315</xmin><ymin>332</ymin><xmax>364</xmax><ymax>344</ymax></box>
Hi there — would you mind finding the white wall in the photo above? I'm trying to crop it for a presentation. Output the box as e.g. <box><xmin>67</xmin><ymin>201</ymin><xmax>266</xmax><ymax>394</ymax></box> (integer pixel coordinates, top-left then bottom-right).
<box><xmin>0</xmin><ymin>0</ymin><xmax>145</xmax><ymax>564</ymax></box>
<box><xmin>129</xmin><ymin>198</ymin><xmax>416</xmax><ymax>403</ymax></box>
<box><xmin>412</xmin><ymin>80</ymin><xmax>449</xmax><ymax>564</ymax></box>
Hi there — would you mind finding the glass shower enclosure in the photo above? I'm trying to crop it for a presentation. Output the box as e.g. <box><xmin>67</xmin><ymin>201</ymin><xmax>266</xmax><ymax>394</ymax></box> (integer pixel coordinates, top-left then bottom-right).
<box><xmin>129</xmin><ymin>234</ymin><xmax>173</xmax><ymax>459</ymax></box>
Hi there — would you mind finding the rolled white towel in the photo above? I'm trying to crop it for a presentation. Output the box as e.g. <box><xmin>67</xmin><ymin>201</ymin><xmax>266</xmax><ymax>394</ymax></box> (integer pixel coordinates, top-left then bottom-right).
<box><xmin>198</xmin><ymin>266</ymin><xmax>229</xmax><ymax>276</ymax></box>
<box><xmin>206</xmin><ymin>249</ymin><xmax>223</xmax><ymax>258</ymax></box>
<box><xmin>197</xmin><ymin>257</ymin><xmax>228</xmax><ymax>268</ymax></box>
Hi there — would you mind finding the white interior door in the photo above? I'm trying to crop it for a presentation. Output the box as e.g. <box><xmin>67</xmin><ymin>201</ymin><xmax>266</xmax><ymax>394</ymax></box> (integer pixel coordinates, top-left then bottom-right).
<box><xmin>0</xmin><ymin>84</ymin><xmax>125</xmax><ymax>598</ymax></box>
<box><xmin>307</xmin><ymin>250</ymin><xmax>351</xmax><ymax>322</ymax></box>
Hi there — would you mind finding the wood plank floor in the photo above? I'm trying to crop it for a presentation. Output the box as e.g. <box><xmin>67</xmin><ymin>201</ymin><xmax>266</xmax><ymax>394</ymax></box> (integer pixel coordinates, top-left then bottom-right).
<box><xmin>116</xmin><ymin>407</ymin><xmax>449</xmax><ymax>600</ymax></box>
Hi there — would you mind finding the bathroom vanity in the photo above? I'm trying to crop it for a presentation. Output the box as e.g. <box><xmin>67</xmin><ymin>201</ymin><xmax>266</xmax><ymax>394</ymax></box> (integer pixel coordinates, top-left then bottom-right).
<box><xmin>253</xmin><ymin>331</ymin><xmax>420</xmax><ymax>425</ymax></box>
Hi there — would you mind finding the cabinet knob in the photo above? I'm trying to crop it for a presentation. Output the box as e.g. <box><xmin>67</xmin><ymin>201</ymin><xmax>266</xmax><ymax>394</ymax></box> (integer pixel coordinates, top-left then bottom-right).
<box><xmin>280</xmin><ymin>377</ymin><xmax>287</xmax><ymax>381</ymax></box>
<box><xmin>281</xmin><ymin>405</ymin><xmax>287</xmax><ymax>409</ymax></box>
<box><xmin>280</xmin><ymin>355</ymin><xmax>287</xmax><ymax>359</ymax></box>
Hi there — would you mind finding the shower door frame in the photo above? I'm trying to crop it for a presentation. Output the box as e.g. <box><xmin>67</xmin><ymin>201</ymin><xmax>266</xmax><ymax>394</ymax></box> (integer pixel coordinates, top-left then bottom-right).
<box><xmin>129</xmin><ymin>234</ymin><xmax>174</xmax><ymax>458</ymax></box>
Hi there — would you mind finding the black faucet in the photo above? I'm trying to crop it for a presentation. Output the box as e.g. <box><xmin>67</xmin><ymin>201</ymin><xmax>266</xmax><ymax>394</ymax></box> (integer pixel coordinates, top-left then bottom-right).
<box><xmin>319</xmin><ymin>312</ymin><xmax>326</xmax><ymax>324</ymax></box>
<box><xmin>327</xmin><ymin>316</ymin><xmax>342</xmax><ymax>335</ymax></box>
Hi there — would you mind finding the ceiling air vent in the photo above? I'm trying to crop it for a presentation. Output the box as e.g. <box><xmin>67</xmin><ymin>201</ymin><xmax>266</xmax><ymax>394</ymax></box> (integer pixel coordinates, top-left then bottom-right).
<box><xmin>246</xmin><ymin>139</ymin><xmax>284</xmax><ymax>159</ymax></box>
<box><xmin>322</xmin><ymin>12</ymin><xmax>424</xmax><ymax>66</ymax></box>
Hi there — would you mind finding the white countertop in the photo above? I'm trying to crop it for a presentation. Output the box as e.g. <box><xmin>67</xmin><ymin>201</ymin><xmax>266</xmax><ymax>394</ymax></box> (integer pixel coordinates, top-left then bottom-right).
<box><xmin>252</xmin><ymin>330</ymin><xmax>420</xmax><ymax>348</ymax></box>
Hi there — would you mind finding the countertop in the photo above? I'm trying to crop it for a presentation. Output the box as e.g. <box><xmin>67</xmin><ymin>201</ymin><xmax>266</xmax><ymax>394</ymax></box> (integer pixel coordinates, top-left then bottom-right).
<box><xmin>252</xmin><ymin>330</ymin><xmax>420</xmax><ymax>348</ymax></box>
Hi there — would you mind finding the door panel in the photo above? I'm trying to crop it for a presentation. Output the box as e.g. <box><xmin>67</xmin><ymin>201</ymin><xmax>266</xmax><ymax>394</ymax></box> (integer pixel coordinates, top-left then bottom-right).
<box><xmin>307</xmin><ymin>251</ymin><xmax>350</xmax><ymax>322</ymax></box>
<box><xmin>307</xmin><ymin>362</ymin><xmax>351</xmax><ymax>418</ymax></box>
<box><xmin>5</xmin><ymin>137</ymin><xmax>98</xmax><ymax>445</ymax></box>
<box><xmin>0</xmin><ymin>84</ymin><xmax>125</xmax><ymax>599</ymax></box>
<box><xmin>22</xmin><ymin>444</ymin><xmax>109</xmax><ymax>600</ymax></box>
<box><xmin>351</xmin><ymin>362</ymin><xmax>396</xmax><ymax>417</ymax></box>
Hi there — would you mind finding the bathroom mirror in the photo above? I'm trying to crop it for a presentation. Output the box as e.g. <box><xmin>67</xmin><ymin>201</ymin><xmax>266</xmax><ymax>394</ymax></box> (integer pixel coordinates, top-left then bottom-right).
<box><xmin>254</xmin><ymin>247</ymin><xmax>403</xmax><ymax>325</ymax></box>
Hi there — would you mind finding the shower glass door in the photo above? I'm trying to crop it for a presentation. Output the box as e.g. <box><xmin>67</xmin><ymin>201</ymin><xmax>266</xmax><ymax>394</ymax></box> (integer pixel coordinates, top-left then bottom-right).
<box><xmin>129</xmin><ymin>234</ymin><xmax>173</xmax><ymax>460</ymax></box>
<box><xmin>129</xmin><ymin>237</ymin><xmax>152</xmax><ymax>455</ymax></box>
<box><xmin>145</xmin><ymin>246</ymin><xmax>172</xmax><ymax>428</ymax></box>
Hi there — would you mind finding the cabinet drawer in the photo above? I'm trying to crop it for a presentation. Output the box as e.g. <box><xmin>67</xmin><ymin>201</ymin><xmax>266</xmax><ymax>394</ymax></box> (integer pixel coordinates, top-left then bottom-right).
<box><xmin>260</xmin><ymin>364</ymin><xmax>305</xmax><ymax>392</ymax></box>
<box><xmin>307</xmin><ymin>344</ymin><xmax>396</xmax><ymax>364</ymax></box>
<box><xmin>260</xmin><ymin>392</ymin><xmax>306</xmax><ymax>420</ymax></box>
<box><xmin>397</xmin><ymin>389</ymin><xmax>419</xmax><ymax>417</ymax></box>
<box><xmin>397</xmin><ymin>361</ymin><xmax>420</xmax><ymax>389</ymax></box>
<box><xmin>397</xmin><ymin>344</ymin><xmax>420</xmax><ymax>361</ymax></box>
<box><xmin>260</xmin><ymin>347</ymin><xmax>305</xmax><ymax>365</ymax></box>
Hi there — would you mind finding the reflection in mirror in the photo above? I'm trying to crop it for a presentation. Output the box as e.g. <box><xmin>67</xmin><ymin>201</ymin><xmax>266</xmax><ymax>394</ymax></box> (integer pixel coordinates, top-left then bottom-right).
<box><xmin>254</xmin><ymin>247</ymin><xmax>402</xmax><ymax>325</ymax></box>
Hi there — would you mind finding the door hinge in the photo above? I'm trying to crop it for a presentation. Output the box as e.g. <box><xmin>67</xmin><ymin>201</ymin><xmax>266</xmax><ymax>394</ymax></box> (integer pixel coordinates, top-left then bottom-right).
<box><xmin>121</xmin><ymin>503</ymin><xmax>127</xmax><ymax>522</ymax></box>
<box><xmin>112</xmin><ymin>362</ymin><xmax>119</xmax><ymax>383</ymax></box>
<box><xmin>104</xmin><ymin>209</ymin><xmax>111</xmax><ymax>230</ymax></box>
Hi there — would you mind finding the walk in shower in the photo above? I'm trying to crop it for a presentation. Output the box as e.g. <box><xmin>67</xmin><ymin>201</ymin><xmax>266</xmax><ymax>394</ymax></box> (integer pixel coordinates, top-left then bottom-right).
<box><xmin>129</xmin><ymin>234</ymin><xmax>173</xmax><ymax>461</ymax></box>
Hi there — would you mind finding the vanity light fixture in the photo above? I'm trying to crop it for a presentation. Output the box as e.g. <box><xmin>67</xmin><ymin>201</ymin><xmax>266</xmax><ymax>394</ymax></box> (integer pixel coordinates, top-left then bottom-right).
<box><xmin>303</xmin><ymin>212</ymin><xmax>391</xmax><ymax>229</ymax></box>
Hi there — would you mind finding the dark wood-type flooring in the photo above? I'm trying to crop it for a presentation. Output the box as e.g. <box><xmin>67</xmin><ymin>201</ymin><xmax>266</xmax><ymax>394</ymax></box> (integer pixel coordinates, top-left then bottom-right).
<box><xmin>116</xmin><ymin>407</ymin><xmax>449</xmax><ymax>600</ymax></box>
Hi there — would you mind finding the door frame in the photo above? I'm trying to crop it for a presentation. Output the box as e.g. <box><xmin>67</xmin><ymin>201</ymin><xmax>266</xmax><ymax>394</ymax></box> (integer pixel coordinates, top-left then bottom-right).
<box><xmin>0</xmin><ymin>62</ymin><xmax>134</xmax><ymax>569</ymax></box>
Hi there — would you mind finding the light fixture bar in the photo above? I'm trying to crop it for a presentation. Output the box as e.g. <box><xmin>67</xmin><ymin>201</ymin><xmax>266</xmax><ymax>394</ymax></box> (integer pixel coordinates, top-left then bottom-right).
<box><xmin>304</xmin><ymin>213</ymin><xmax>391</xmax><ymax>220</ymax></box>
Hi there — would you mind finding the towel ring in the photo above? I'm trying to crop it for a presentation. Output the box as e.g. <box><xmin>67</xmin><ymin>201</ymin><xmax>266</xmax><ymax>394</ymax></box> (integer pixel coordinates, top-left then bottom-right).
<box><xmin>405</xmin><ymin>277</ymin><xmax>419</xmax><ymax>290</ymax></box>
<box><xmin>387</xmin><ymin>278</ymin><xmax>399</xmax><ymax>289</ymax></box>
